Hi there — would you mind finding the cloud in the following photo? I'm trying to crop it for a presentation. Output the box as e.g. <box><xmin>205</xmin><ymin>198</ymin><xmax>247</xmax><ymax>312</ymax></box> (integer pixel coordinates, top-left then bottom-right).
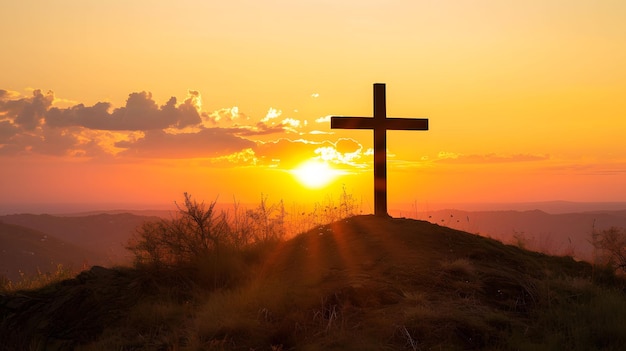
<box><xmin>334</xmin><ymin>138</ymin><xmax>361</xmax><ymax>154</ymax></box>
<box><xmin>207</xmin><ymin>106</ymin><xmax>248</xmax><ymax>125</ymax></box>
<box><xmin>261</xmin><ymin>107</ymin><xmax>281</xmax><ymax>123</ymax></box>
<box><xmin>315</xmin><ymin>115</ymin><xmax>331</xmax><ymax>123</ymax></box>
<box><xmin>206</xmin><ymin>148</ymin><xmax>259</xmax><ymax>167</ymax></box>
<box><xmin>253</xmin><ymin>139</ymin><xmax>322</xmax><ymax>168</ymax></box>
<box><xmin>0</xmin><ymin>89</ymin><xmax>21</xmax><ymax>103</ymax></box>
<box><xmin>0</xmin><ymin>89</ymin><xmax>54</xmax><ymax>130</ymax></box>
<box><xmin>46</xmin><ymin>91</ymin><xmax>201</xmax><ymax>131</ymax></box>
<box><xmin>281</xmin><ymin>118</ymin><xmax>303</xmax><ymax>129</ymax></box>
<box><xmin>115</xmin><ymin>128</ymin><xmax>256</xmax><ymax>158</ymax></box>
<box><xmin>252</xmin><ymin>137</ymin><xmax>366</xmax><ymax>169</ymax></box>
<box><xmin>437</xmin><ymin>153</ymin><xmax>550</xmax><ymax>164</ymax></box>
<box><xmin>0</xmin><ymin>89</ymin><xmax>263</xmax><ymax>159</ymax></box>
<box><xmin>0</xmin><ymin>88</ymin><xmax>335</xmax><ymax>162</ymax></box>
<box><xmin>231</xmin><ymin>118</ymin><xmax>306</xmax><ymax>136</ymax></box>
<box><xmin>0</xmin><ymin>120</ymin><xmax>19</xmax><ymax>143</ymax></box>
<box><xmin>34</xmin><ymin>126</ymin><xmax>85</xmax><ymax>156</ymax></box>
<box><xmin>314</xmin><ymin>138</ymin><xmax>365</xmax><ymax>166</ymax></box>
<box><xmin>231</xmin><ymin>123</ymin><xmax>289</xmax><ymax>136</ymax></box>
<box><xmin>308</xmin><ymin>130</ymin><xmax>333</xmax><ymax>135</ymax></box>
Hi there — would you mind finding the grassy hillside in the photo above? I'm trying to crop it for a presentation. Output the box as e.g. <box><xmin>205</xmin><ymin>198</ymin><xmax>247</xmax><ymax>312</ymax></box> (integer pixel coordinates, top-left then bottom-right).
<box><xmin>1</xmin><ymin>215</ymin><xmax>625</xmax><ymax>350</ymax></box>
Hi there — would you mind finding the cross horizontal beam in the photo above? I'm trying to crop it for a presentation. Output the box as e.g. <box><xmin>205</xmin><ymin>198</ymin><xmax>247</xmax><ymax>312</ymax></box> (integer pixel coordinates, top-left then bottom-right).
<box><xmin>331</xmin><ymin>117</ymin><xmax>428</xmax><ymax>130</ymax></box>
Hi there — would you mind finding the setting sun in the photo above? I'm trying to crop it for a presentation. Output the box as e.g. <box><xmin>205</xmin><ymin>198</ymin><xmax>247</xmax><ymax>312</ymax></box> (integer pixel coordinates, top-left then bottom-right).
<box><xmin>291</xmin><ymin>160</ymin><xmax>341</xmax><ymax>189</ymax></box>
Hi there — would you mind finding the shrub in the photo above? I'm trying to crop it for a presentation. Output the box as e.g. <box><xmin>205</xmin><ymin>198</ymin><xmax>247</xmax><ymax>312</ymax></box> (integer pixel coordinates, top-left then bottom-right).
<box><xmin>127</xmin><ymin>193</ymin><xmax>230</xmax><ymax>267</ymax></box>
<box><xmin>591</xmin><ymin>227</ymin><xmax>626</xmax><ymax>272</ymax></box>
<box><xmin>127</xmin><ymin>193</ymin><xmax>288</xmax><ymax>269</ymax></box>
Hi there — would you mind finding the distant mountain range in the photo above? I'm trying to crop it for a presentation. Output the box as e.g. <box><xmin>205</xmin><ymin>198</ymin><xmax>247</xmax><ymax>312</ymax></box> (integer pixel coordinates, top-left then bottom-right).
<box><xmin>401</xmin><ymin>209</ymin><xmax>626</xmax><ymax>261</ymax></box>
<box><xmin>2</xmin><ymin>207</ymin><xmax>625</xmax><ymax>281</ymax></box>
<box><xmin>393</xmin><ymin>201</ymin><xmax>626</xmax><ymax>214</ymax></box>
<box><xmin>0</xmin><ymin>222</ymin><xmax>92</xmax><ymax>281</ymax></box>
<box><xmin>0</xmin><ymin>213</ymin><xmax>160</xmax><ymax>281</ymax></box>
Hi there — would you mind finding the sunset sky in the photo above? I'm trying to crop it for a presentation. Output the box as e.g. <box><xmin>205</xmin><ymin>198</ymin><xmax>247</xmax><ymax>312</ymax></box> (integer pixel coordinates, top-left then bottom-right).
<box><xmin>1</xmin><ymin>1</ymin><xmax>625</xmax><ymax>213</ymax></box>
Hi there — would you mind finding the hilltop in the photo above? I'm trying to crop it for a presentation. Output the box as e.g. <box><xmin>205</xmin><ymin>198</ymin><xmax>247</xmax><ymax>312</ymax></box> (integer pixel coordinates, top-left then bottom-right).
<box><xmin>1</xmin><ymin>215</ymin><xmax>625</xmax><ymax>350</ymax></box>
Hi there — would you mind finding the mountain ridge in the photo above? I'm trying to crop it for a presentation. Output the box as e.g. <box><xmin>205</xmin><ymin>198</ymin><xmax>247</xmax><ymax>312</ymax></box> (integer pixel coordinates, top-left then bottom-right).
<box><xmin>0</xmin><ymin>222</ymin><xmax>92</xmax><ymax>281</ymax></box>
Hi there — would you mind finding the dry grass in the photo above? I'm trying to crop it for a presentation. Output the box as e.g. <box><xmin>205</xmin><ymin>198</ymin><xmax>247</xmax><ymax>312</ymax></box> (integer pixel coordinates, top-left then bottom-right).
<box><xmin>0</xmin><ymin>264</ymin><xmax>77</xmax><ymax>292</ymax></box>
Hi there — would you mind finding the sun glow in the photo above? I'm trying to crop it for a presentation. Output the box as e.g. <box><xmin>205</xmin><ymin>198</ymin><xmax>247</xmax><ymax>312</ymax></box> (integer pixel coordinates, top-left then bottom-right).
<box><xmin>291</xmin><ymin>160</ymin><xmax>341</xmax><ymax>188</ymax></box>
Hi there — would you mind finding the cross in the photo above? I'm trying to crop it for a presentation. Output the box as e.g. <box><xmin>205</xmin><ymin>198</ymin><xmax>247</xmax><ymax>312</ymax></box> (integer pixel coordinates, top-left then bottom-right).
<box><xmin>331</xmin><ymin>83</ymin><xmax>429</xmax><ymax>217</ymax></box>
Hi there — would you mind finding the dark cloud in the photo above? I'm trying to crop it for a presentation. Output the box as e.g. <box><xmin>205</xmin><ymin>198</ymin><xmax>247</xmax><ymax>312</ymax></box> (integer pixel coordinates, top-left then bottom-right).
<box><xmin>0</xmin><ymin>120</ymin><xmax>19</xmax><ymax>143</ymax></box>
<box><xmin>0</xmin><ymin>90</ymin><xmax>53</xmax><ymax>130</ymax></box>
<box><xmin>177</xmin><ymin>91</ymin><xmax>203</xmax><ymax>128</ymax></box>
<box><xmin>32</xmin><ymin>126</ymin><xmax>82</xmax><ymax>156</ymax></box>
<box><xmin>46</xmin><ymin>102</ymin><xmax>111</xmax><ymax>129</ymax></box>
<box><xmin>0</xmin><ymin>123</ymin><xmax>106</xmax><ymax>157</ymax></box>
<box><xmin>0</xmin><ymin>88</ymin><xmax>318</xmax><ymax>161</ymax></box>
<box><xmin>0</xmin><ymin>130</ymin><xmax>38</xmax><ymax>155</ymax></box>
<box><xmin>0</xmin><ymin>90</ymin><xmax>13</xmax><ymax>101</ymax></box>
<box><xmin>115</xmin><ymin>128</ymin><xmax>256</xmax><ymax>158</ymax></box>
<box><xmin>47</xmin><ymin>91</ymin><xmax>201</xmax><ymax>131</ymax></box>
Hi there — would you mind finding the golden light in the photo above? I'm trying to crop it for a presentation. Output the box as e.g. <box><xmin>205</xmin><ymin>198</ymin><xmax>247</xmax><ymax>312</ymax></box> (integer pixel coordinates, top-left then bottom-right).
<box><xmin>291</xmin><ymin>160</ymin><xmax>341</xmax><ymax>189</ymax></box>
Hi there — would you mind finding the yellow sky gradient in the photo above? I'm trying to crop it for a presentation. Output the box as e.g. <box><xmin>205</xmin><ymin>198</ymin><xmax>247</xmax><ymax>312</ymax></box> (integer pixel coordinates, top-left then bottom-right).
<box><xmin>1</xmin><ymin>1</ymin><xmax>625</xmax><ymax>212</ymax></box>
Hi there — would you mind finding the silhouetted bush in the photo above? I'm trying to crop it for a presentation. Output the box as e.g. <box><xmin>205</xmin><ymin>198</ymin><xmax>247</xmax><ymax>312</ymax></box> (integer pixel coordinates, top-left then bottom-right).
<box><xmin>592</xmin><ymin>227</ymin><xmax>626</xmax><ymax>273</ymax></box>
<box><xmin>127</xmin><ymin>193</ymin><xmax>287</xmax><ymax>268</ymax></box>
<box><xmin>127</xmin><ymin>193</ymin><xmax>230</xmax><ymax>267</ymax></box>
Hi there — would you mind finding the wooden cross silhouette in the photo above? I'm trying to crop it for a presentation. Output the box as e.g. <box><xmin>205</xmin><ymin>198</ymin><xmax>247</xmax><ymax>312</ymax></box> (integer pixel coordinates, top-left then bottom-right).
<box><xmin>331</xmin><ymin>83</ymin><xmax>429</xmax><ymax>217</ymax></box>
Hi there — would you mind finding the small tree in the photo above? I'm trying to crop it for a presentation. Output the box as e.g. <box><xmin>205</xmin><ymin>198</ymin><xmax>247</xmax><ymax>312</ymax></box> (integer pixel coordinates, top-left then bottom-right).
<box><xmin>592</xmin><ymin>227</ymin><xmax>626</xmax><ymax>272</ymax></box>
<box><xmin>128</xmin><ymin>193</ymin><xmax>229</xmax><ymax>267</ymax></box>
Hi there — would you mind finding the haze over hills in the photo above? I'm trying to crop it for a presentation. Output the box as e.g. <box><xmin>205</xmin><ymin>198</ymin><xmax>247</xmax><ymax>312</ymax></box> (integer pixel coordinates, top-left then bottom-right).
<box><xmin>1</xmin><ymin>202</ymin><xmax>625</xmax><ymax>282</ymax></box>
<box><xmin>0</xmin><ymin>213</ymin><xmax>161</xmax><ymax>280</ymax></box>
<box><xmin>3</xmin><ymin>201</ymin><xmax>626</xmax><ymax>216</ymax></box>
<box><xmin>392</xmin><ymin>201</ymin><xmax>626</xmax><ymax>214</ymax></box>
<box><xmin>0</xmin><ymin>222</ymin><xmax>93</xmax><ymax>281</ymax></box>
<box><xmin>0</xmin><ymin>203</ymin><xmax>176</xmax><ymax>216</ymax></box>
<box><xmin>405</xmin><ymin>209</ymin><xmax>626</xmax><ymax>262</ymax></box>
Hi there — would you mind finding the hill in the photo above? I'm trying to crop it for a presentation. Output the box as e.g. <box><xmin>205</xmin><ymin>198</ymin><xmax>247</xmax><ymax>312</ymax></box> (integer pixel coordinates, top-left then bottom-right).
<box><xmin>0</xmin><ymin>213</ymin><xmax>162</xmax><ymax>267</ymax></box>
<box><xmin>0</xmin><ymin>222</ymin><xmax>94</xmax><ymax>281</ymax></box>
<box><xmin>1</xmin><ymin>215</ymin><xmax>625</xmax><ymax>350</ymax></box>
<box><xmin>406</xmin><ymin>209</ymin><xmax>626</xmax><ymax>261</ymax></box>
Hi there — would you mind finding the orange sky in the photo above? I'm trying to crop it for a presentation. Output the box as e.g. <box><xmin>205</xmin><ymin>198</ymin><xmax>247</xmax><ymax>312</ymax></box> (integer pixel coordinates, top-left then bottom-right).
<box><xmin>1</xmin><ymin>1</ymin><xmax>625</xmax><ymax>213</ymax></box>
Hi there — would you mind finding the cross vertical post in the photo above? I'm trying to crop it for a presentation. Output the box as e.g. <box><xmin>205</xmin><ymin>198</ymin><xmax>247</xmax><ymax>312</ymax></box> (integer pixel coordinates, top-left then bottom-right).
<box><xmin>331</xmin><ymin>83</ymin><xmax>429</xmax><ymax>217</ymax></box>
<box><xmin>373</xmin><ymin>84</ymin><xmax>387</xmax><ymax>217</ymax></box>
